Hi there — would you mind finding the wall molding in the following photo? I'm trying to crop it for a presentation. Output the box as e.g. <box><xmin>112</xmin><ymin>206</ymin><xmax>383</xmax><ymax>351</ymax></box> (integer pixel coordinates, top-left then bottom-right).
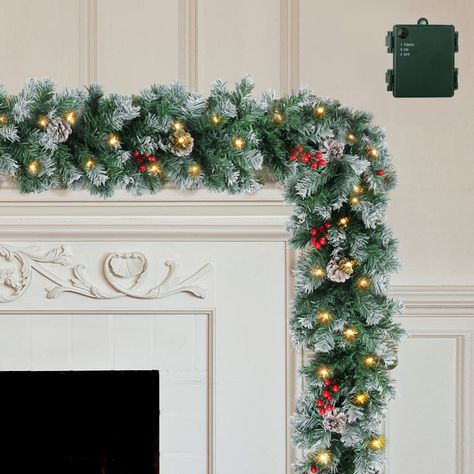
<box><xmin>178</xmin><ymin>0</ymin><xmax>198</xmax><ymax>90</ymax></box>
<box><xmin>280</xmin><ymin>0</ymin><xmax>300</xmax><ymax>94</ymax></box>
<box><xmin>79</xmin><ymin>0</ymin><xmax>97</xmax><ymax>85</ymax></box>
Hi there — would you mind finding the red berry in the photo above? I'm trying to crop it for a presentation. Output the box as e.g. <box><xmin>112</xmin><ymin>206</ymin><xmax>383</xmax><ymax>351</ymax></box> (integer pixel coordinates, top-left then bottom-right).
<box><xmin>326</xmin><ymin>404</ymin><xmax>333</xmax><ymax>412</ymax></box>
<box><xmin>311</xmin><ymin>466</ymin><xmax>317</xmax><ymax>474</ymax></box>
<box><xmin>322</xmin><ymin>390</ymin><xmax>330</xmax><ymax>399</ymax></box>
<box><xmin>310</xmin><ymin>162</ymin><xmax>318</xmax><ymax>169</ymax></box>
<box><xmin>296</xmin><ymin>145</ymin><xmax>303</xmax><ymax>152</ymax></box>
<box><xmin>135</xmin><ymin>157</ymin><xmax>144</xmax><ymax>164</ymax></box>
<box><xmin>331</xmin><ymin>384</ymin><xmax>340</xmax><ymax>393</ymax></box>
<box><xmin>148</xmin><ymin>155</ymin><xmax>156</xmax><ymax>162</ymax></box>
<box><xmin>133</xmin><ymin>150</ymin><xmax>140</xmax><ymax>158</ymax></box>
<box><xmin>301</xmin><ymin>153</ymin><xmax>311</xmax><ymax>164</ymax></box>
<box><xmin>377</xmin><ymin>169</ymin><xmax>384</xmax><ymax>176</ymax></box>
<box><xmin>318</xmin><ymin>237</ymin><xmax>326</xmax><ymax>246</ymax></box>
<box><xmin>315</xmin><ymin>151</ymin><xmax>323</xmax><ymax>159</ymax></box>
<box><xmin>144</xmin><ymin>153</ymin><xmax>150</xmax><ymax>158</ymax></box>
<box><xmin>325</xmin><ymin>222</ymin><xmax>331</xmax><ymax>228</ymax></box>
<box><xmin>323</xmin><ymin>379</ymin><xmax>332</xmax><ymax>387</ymax></box>
<box><xmin>311</xmin><ymin>228</ymin><xmax>318</xmax><ymax>236</ymax></box>
<box><xmin>311</xmin><ymin>238</ymin><xmax>318</xmax><ymax>246</ymax></box>
<box><xmin>139</xmin><ymin>164</ymin><xmax>146</xmax><ymax>172</ymax></box>
<box><xmin>314</xmin><ymin>242</ymin><xmax>321</xmax><ymax>250</ymax></box>
<box><xmin>319</xmin><ymin>159</ymin><xmax>327</xmax><ymax>166</ymax></box>
<box><xmin>316</xmin><ymin>400</ymin><xmax>324</xmax><ymax>408</ymax></box>
<box><xmin>319</xmin><ymin>408</ymin><xmax>326</xmax><ymax>415</ymax></box>
<box><xmin>326</xmin><ymin>393</ymin><xmax>333</xmax><ymax>401</ymax></box>
<box><xmin>290</xmin><ymin>154</ymin><xmax>298</xmax><ymax>162</ymax></box>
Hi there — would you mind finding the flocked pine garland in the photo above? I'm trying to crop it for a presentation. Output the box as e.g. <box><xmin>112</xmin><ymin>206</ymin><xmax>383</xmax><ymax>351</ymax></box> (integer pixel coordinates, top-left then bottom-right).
<box><xmin>0</xmin><ymin>76</ymin><xmax>405</xmax><ymax>474</ymax></box>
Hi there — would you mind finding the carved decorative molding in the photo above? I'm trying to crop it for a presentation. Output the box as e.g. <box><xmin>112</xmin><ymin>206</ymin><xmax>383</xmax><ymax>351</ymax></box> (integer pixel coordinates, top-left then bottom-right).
<box><xmin>0</xmin><ymin>244</ymin><xmax>212</xmax><ymax>303</ymax></box>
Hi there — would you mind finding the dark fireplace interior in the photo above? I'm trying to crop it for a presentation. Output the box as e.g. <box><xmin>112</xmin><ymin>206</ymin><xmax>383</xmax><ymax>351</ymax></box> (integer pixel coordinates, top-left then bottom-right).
<box><xmin>0</xmin><ymin>370</ymin><xmax>159</xmax><ymax>474</ymax></box>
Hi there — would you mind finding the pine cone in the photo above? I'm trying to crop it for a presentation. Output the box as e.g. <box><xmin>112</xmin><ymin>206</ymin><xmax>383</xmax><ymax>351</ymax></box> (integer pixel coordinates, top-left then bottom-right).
<box><xmin>324</xmin><ymin>138</ymin><xmax>345</xmax><ymax>161</ymax></box>
<box><xmin>46</xmin><ymin>117</ymin><xmax>71</xmax><ymax>143</ymax></box>
<box><xmin>323</xmin><ymin>408</ymin><xmax>347</xmax><ymax>433</ymax></box>
<box><xmin>326</xmin><ymin>257</ymin><xmax>353</xmax><ymax>283</ymax></box>
<box><xmin>169</xmin><ymin>130</ymin><xmax>194</xmax><ymax>157</ymax></box>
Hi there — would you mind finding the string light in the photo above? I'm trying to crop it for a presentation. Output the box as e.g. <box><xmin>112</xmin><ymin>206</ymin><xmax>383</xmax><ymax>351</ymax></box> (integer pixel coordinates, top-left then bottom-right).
<box><xmin>210</xmin><ymin>113</ymin><xmax>222</xmax><ymax>126</ymax></box>
<box><xmin>0</xmin><ymin>113</ymin><xmax>9</xmax><ymax>126</ymax></box>
<box><xmin>313</xmin><ymin>450</ymin><xmax>332</xmax><ymax>466</ymax></box>
<box><xmin>356</xmin><ymin>276</ymin><xmax>371</xmax><ymax>290</ymax></box>
<box><xmin>316</xmin><ymin>311</ymin><xmax>333</xmax><ymax>325</ymax></box>
<box><xmin>84</xmin><ymin>158</ymin><xmax>96</xmax><ymax>170</ymax></box>
<box><xmin>37</xmin><ymin>115</ymin><xmax>49</xmax><ymax>128</ymax></box>
<box><xmin>272</xmin><ymin>111</ymin><xmax>284</xmax><ymax>125</ymax></box>
<box><xmin>309</xmin><ymin>265</ymin><xmax>325</xmax><ymax>279</ymax></box>
<box><xmin>172</xmin><ymin>119</ymin><xmax>185</xmax><ymax>131</ymax></box>
<box><xmin>346</xmin><ymin>133</ymin><xmax>356</xmax><ymax>144</ymax></box>
<box><xmin>350</xmin><ymin>195</ymin><xmax>359</xmax><ymax>205</ymax></box>
<box><xmin>342</xmin><ymin>326</ymin><xmax>359</xmax><ymax>341</ymax></box>
<box><xmin>107</xmin><ymin>133</ymin><xmax>120</xmax><ymax>148</ymax></box>
<box><xmin>363</xmin><ymin>355</ymin><xmax>377</xmax><ymax>367</ymax></box>
<box><xmin>187</xmin><ymin>162</ymin><xmax>201</xmax><ymax>177</ymax></box>
<box><xmin>316</xmin><ymin>366</ymin><xmax>332</xmax><ymax>380</ymax></box>
<box><xmin>353</xmin><ymin>184</ymin><xmax>364</xmax><ymax>194</ymax></box>
<box><xmin>367</xmin><ymin>147</ymin><xmax>379</xmax><ymax>159</ymax></box>
<box><xmin>231</xmin><ymin>136</ymin><xmax>246</xmax><ymax>150</ymax></box>
<box><xmin>64</xmin><ymin>110</ymin><xmax>77</xmax><ymax>125</ymax></box>
<box><xmin>147</xmin><ymin>162</ymin><xmax>162</xmax><ymax>176</ymax></box>
<box><xmin>353</xmin><ymin>392</ymin><xmax>370</xmax><ymax>406</ymax></box>
<box><xmin>369</xmin><ymin>436</ymin><xmax>385</xmax><ymax>451</ymax></box>
<box><xmin>313</xmin><ymin>105</ymin><xmax>325</xmax><ymax>118</ymax></box>
<box><xmin>27</xmin><ymin>160</ymin><xmax>41</xmax><ymax>176</ymax></box>
<box><xmin>338</xmin><ymin>216</ymin><xmax>350</xmax><ymax>228</ymax></box>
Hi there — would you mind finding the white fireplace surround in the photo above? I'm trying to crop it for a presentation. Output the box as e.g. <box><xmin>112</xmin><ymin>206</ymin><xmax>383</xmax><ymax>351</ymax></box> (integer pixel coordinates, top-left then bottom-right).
<box><xmin>0</xmin><ymin>184</ymin><xmax>473</xmax><ymax>474</ymax></box>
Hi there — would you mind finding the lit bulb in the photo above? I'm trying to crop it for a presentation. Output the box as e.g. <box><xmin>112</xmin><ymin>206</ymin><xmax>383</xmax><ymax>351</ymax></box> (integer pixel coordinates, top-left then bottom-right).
<box><xmin>369</xmin><ymin>436</ymin><xmax>385</xmax><ymax>451</ymax></box>
<box><xmin>313</xmin><ymin>106</ymin><xmax>325</xmax><ymax>118</ymax></box>
<box><xmin>364</xmin><ymin>355</ymin><xmax>377</xmax><ymax>367</ymax></box>
<box><xmin>272</xmin><ymin>111</ymin><xmax>284</xmax><ymax>125</ymax></box>
<box><xmin>210</xmin><ymin>113</ymin><xmax>222</xmax><ymax>126</ymax></box>
<box><xmin>232</xmin><ymin>136</ymin><xmax>246</xmax><ymax>150</ymax></box>
<box><xmin>314</xmin><ymin>450</ymin><xmax>332</xmax><ymax>466</ymax></box>
<box><xmin>353</xmin><ymin>185</ymin><xmax>364</xmax><ymax>194</ymax></box>
<box><xmin>316</xmin><ymin>311</ymin><xmax>333</xmax><ymax>325</ymax></box>
<box><xmin>0</xmin><ymin>113</ymin><xmax>9</xmax><ymax>126</ymax></box>
<box><xmin>338</xmin><ymin>258</ymin><xmax>355</xmax><ymax>275</ymax></box>
<box><xmin>37</xmin><ymin>115</ymin><xmax>49</xmax><ymax>128</ymax></box>
<box><xmin>367</xmin><ymin>147</ymin><xmax>379</xmax><ymax>159</ymax></box>
<box><xmin>342</xmin><ymin>326</ymin><xmax>359</xmax><ymax>341</ymax></box>
<box><xmin>346</xmin><ymin>133</ymin><xmax>356</xmax><ymax>144</ymax></box>
<box><xmin>107</xmin><ymin>133</ymin><xmax>120</xmax><ymax>148</ymax></box>
<box><xmin>172</xmin><ymin>119</ymin><xmax>185</xmax><ymax>131</ymax></box>
<box><xmin>64</xmin><ymin>110</ymin><xmax>77</xmax><ymax>125</ymax></box>
<box><xmin>338</xmin><ymin>216</ymin><xmax>350</xmax><ymax>228</ymax></box>
<box><xmin>187</xmin><ymin>162</ymin><xmax>201</xmax><ymax>177</ymax></box>
<box><xmin>147</xmin><ymin>163</ymin><xmax>161</xmax><ymax>176</ymax></box>
<box><xmin>316</xmin><ymin>366</ymin><xmax>332</xmax><ymax>380</ymax></box>
<box><xmin>353</xmin><ymin>392</ymin><xmax>369</xmax><ymax>406</ymax></box>
<box><xmin>356</xmin><ymin>276</ymin><xmax>371</xmax><ymax>290</ymax></box>
<box><xmin>84</xmin><ymin>158</ymin><xmax>96</xmax><ymax>170</ymax></box>
<box><xmin>27</xmin><ymin>160</ymin><xmax>41</xmax><ymax>176</ymax></box>
<box><xmin>309</xmin><ymin>265</ymin><xmax>325</xmax><ymax>279</ymax></box>
<box><xmin>350</xmin><ymin>196</ymin><xmax>359</xmax><ymax>205</ymax></box>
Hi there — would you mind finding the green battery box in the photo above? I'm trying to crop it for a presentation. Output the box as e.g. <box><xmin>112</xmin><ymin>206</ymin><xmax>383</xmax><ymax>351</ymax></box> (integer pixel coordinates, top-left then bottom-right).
<box><xmin>386</xmin><ymin>18</ymin><xmax>459</xmax><ymax>97</ymax></box>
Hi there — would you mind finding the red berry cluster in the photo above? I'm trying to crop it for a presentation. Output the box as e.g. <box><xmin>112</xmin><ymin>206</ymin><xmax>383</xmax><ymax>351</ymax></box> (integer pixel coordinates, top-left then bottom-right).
<box><xmin>133</xmin><ymin>150</ymin><xmax>156</xmax><ymax>173</ymax></box>
<box><xmin>289</xmin><ymin>145</ymin><xmax>327</xmax><ymax>169</ymax></box>
<box><xmin>315</xmin><ymin>379</ymin><xmax>340</xmax><ymax>416</ymax></box>
<box><xmin>310</xmin><ymin>222</ymin><xmax>331</xmax><ymax>250</ymax></box>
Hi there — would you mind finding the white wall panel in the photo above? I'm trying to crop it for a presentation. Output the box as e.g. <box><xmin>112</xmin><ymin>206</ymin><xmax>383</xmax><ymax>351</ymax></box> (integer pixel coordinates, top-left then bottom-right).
<box><xmin>197</xmin><ymin>0</ymin><xmax>282</xmax><ymax>93</ymax></box>
<box><xmin>0</xmin><ymin>0</ymin><xmax>82</xmax><ymax>91</ymax></box>
<box><xmin>96</xmin><ymin>0</ymin><xmax>180</xmax><ymax>91</ymax></box>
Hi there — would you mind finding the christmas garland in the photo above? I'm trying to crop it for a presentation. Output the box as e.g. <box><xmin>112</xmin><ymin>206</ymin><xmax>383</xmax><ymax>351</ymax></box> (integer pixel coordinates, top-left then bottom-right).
<box><xmin>0</xmin><ymin>76</ymin><xmax>404</xmax><ymax>473</ymax></box>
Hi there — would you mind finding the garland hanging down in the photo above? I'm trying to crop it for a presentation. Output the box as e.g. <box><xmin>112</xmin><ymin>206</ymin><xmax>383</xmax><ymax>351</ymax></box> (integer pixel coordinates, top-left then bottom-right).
<box><xmin>0</xmin><ymin>76</ymin><xmax>404</xmax><ymax>473</ymax></box>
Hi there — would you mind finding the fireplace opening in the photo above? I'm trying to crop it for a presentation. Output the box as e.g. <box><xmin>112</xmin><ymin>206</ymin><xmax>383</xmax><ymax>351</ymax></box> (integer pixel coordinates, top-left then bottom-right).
<box><xmin>0</xmin><ymin>370</ymin><xmax>160</xmax><ymax>474</ymax></box>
